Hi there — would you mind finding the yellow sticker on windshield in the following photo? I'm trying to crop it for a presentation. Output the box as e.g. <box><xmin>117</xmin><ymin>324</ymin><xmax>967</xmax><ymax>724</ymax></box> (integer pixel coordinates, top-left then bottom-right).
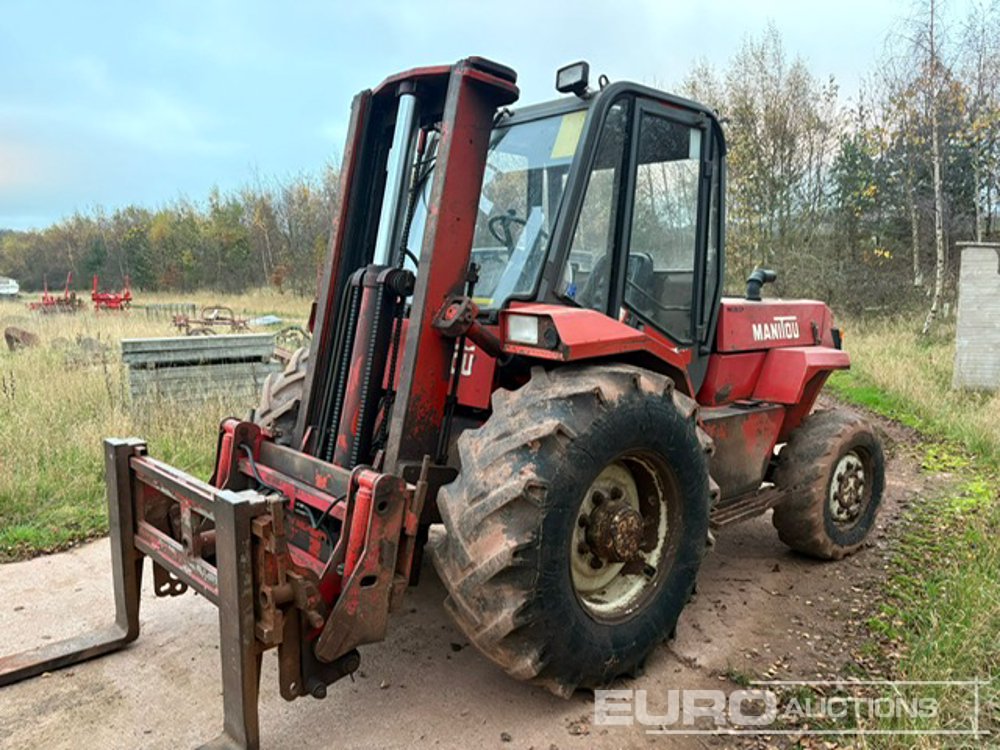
<box><xmin>551</xmin><ymin>110</ymin><xmax>586</xmax><ymax>159</ymax></box>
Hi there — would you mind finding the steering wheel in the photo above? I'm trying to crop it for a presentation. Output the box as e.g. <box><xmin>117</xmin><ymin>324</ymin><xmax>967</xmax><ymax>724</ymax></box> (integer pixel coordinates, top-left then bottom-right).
<box><xmin>488</xmin><ymin>211</ymin><xmax>527</xmax><ymax>252</ymax></box>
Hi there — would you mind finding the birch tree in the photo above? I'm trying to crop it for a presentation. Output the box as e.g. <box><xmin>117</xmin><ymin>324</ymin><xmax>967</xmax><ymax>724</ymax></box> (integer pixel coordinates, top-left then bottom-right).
<box><xmin>891</xmin><ymin>0</ymin><xmax>953</xmax><ymax>335</ymax></box>
<box><xmin>959</xmin><ymin>1</ymin><xmax>1000</xmax><ymax>241</ymax></box>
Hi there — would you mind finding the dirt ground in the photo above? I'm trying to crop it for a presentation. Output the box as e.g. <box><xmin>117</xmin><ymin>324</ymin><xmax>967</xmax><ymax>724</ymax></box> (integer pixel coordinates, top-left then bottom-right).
<box><xmin>0</xmin><ymin>413</ymin><xmax>936</xmax><ymax>750</ymax></box>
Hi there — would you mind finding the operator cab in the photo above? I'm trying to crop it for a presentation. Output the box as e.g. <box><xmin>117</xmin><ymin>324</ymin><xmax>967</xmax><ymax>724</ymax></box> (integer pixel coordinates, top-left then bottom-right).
<box><xmin>405</xmin><ymin>63</ymin><xmax>726</xmax><ymax>375</ymax></box>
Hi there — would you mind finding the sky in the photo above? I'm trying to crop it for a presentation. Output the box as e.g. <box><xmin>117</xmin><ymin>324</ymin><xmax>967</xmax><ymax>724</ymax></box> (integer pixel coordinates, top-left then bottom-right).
<box><xmin>0</xmin><ymin>0</ymin><xmax>914</xmax><ymax>231</ymax></box>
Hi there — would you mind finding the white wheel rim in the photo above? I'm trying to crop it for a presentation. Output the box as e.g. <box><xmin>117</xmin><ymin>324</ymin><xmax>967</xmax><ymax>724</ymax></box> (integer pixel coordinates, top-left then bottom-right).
<box><xmin>829</xmin><ymin>451</ymin><xmax>866</xmax><ymax>525</ymax></box>
<box><xmin>570</xmin><ymin>457</ymin><xmax>672</xmax><ymax>621</ymax></box>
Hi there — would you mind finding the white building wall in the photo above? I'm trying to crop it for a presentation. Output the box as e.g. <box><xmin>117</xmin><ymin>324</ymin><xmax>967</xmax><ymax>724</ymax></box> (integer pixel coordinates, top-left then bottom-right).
<box><xmin>953</xmin><ymin>243</ymin><xmax>1000</xmax><ymax>390</ymax></box>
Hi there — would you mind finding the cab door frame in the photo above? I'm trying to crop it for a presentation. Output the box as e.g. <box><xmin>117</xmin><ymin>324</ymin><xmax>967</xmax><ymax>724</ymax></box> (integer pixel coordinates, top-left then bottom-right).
<box><xmin>537</xmin><ymin>83</ymin><xmax>726</xmax><ymax>390</ymax></box>
<box><xmin>610</xmin><ymin>97</ymin><xmax>721</xmax><ymax>389</ymax></box>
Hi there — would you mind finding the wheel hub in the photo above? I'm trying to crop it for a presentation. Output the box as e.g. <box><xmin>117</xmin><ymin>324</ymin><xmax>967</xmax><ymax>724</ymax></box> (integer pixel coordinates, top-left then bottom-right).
<box><xmin>571</xmin><ymin>457</ymin><xmax>674</xmax><ymax>621</ymax></box>
<box><xmin>829</xmin><ymin>452</ymin><xmax>866</xmax><ymax>524</ymax></box>
<box><xmin>585</xmin><ymin>495</ymin><xmax>643</xmax><ymax>563</ymax></box>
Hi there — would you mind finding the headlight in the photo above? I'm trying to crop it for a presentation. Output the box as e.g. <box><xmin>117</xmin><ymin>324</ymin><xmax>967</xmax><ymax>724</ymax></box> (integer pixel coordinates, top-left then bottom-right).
<box><xmin>506</xmin><ymin>314</ymin><xmax>539</xmax><ymax>345</ymax></box>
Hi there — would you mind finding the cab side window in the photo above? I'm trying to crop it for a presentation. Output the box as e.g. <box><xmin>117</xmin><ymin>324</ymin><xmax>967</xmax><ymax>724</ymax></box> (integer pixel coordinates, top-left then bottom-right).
<box><xmin>625</xmin><ymin>112</ymin><xmax>702</xmax><ymax>342</ymax></box>
<box><xmin>561</xmin><ymin>100</ymin><xmax>630</xmax><ymax>313</ymax></box>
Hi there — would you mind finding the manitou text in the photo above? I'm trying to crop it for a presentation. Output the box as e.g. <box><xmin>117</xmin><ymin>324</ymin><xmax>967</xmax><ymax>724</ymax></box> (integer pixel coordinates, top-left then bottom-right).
<box><xmin>752</xmin><ymin>315</ymin><xmax>800</xmax><ymax>342</ymax></box>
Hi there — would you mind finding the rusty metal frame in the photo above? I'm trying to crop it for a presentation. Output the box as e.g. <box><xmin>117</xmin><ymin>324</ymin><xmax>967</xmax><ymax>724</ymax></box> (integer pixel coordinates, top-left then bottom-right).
<box><xmin>0</xmin><ymin>439</ymin><xmax>273</xmax><ymax>750</ymax></box>
<box><xmin>313</xmin><ymin>469</ymin><xmax>407</xmax><ymax>661</ymax></box>
<box><xmin>130</xmin><ymin>447</ymin><xmax>272</xmax><ymax>750</ymax></box>
<box><xmin>204</xmin><ymin>487</ymin><xmax>268</xmax><ymax>750</ymax></box>
<box><xmin>382</xmin><ymin>61</ymin><xmax>519</xmax><ymax>472</ymax></box>
<box><xmin>0</xmin><ymin>439</ymin><xmax>145</xmax><ymax>684</ymax></box>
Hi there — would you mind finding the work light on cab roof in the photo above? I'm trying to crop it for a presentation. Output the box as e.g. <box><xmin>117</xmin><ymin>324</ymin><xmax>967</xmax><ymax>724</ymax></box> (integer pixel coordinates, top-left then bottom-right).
<box><xmin>556</xmin><ymin>60</ymin><xmax>591</xmax><ymax>97</ymax></box>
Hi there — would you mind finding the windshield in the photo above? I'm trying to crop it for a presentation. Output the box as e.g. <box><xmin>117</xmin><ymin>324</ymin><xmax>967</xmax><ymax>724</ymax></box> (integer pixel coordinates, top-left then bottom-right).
<box><xmin>405</xmin><ymin>109</ymin><xmax>586</xmax><ymax>308</ymax></box>
<box><xmin>470</xmin><ymin>110</ymin><xmax>584</xmax><ymax>307</ymax></box>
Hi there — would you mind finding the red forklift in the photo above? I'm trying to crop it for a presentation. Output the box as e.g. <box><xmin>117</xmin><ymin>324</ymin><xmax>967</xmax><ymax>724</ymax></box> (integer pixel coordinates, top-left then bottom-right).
<box><xmin>0</xmin><ymin>58</ymin><xmax>883</xmax><ymax>748</ymax></box>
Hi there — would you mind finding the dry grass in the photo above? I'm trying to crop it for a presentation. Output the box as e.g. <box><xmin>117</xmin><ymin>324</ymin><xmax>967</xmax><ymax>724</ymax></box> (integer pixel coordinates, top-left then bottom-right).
<box><xmin>830</xmin><ymin>315</ymin><xmax>1000</xmax><ymax>746</ymax></box>
<box><xmin>0</xmin><ymin>290</ymin><xmax>310</xmax><ymax>559</ymax></box>
<box><xmin>831</xmin><ymin>315</ymin><xmax>1000</xmax><ymax>467</ymax></box>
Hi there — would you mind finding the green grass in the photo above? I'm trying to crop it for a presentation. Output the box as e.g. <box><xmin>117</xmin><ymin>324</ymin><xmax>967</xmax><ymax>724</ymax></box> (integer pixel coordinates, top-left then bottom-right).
<box><xmin>828</xmin><ymin>316</ymin><xmax>1000</xmax><ymax>470</ymax></box>
<box><xmin>0</xmin><ymin>290</ymin><xmax>310</xmax><ymax>560</ymax></box>
<box><xmin>830</xmin><ymin>316</ymin><xmax>1000</xmax><ymax>746</ymax></box>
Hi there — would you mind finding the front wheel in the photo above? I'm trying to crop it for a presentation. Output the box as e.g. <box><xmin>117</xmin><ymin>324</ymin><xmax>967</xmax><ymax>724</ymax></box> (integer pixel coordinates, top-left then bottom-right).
<box><xmin>429</xmin><ymin>365</ymin><xmax>713</xmax><ymax>696</ymax></box>
<box><xmin>772</xmin><ymin>409</ymin><xmax>885</xmax><ymax>560</ymax></box>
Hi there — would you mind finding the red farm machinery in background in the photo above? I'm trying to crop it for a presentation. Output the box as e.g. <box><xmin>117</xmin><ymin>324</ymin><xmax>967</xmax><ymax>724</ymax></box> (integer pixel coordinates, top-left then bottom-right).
<box><xmin>26</xmin><ymin>272</ymin><xmax>83</xmax><ymax>313</ymax></box>
<box><xmin>0</xmin><ymin>58</ymin><xmax>885</xmax><ymax>749</ymax></box>
<box><xmin>92</xmin><ymin>274</ymin><xmax>132</xmax><ymax>311</ymax></box>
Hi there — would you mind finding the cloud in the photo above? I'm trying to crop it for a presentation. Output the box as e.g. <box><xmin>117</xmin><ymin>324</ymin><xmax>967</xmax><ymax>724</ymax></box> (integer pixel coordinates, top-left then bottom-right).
<box><xmin>69</xmin><ymin>54</ymin><xmax>246</xmax><ymax>155</ymax></box>
<box><xmin>317</xmin><ymin>119</ymin><xmax>347</xmax><ymax>147</ymax></box>
<box><xmin>152</xmin><ymin>26</ymin><xmax>258</xmax><ymax>69</ymax></box>
<box><xmin>67</xmin><ymin>55</ymin><xmax>113</xmax><ymax>97</ymax></box>
<box><xmin>99</xmin><ymin>88</ymin><xmax>243</xmax><ymax>155</ymax></box>
<box><xmin>0</xmin><ymin>89</ymin><xmax>243</xmax><ymax>158</ymax></box>
<box><xmin>0</xmin><ymin>140</ymin><xmax>65</xmax><ymax>192</ymax></box>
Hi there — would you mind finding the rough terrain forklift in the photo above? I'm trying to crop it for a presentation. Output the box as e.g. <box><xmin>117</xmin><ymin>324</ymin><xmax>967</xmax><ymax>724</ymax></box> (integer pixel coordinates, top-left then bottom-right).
<box><xmin>0</xmin><ymin>57</ymin><xmax>884</xmax><ymax>748</ymax></box>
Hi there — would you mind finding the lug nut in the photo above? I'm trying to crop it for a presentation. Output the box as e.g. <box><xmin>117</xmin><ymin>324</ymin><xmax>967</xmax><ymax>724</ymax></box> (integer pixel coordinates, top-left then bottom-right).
<box><xmin>609</xmin><ymin>486</ymin><xmax>623</xmax><ymax>501</ymax></box>
<box><xmin>577</xmin><ymin>516</ymin><xmax>589</xmax><ymax>528</ymax></box>
<box><xmin>589</xmin><ymin>557</ymin><xmax>604</xmax><ymax>570</ymax></box>
<box><xmin>577</xmin><ymin>542</ymin><xmax>590</xmax><ymax>555</ymax></box>
<box><xmin>591</xmin><ymin>490</ymin><xmax>606</xmax><ymax>506</ymax></box>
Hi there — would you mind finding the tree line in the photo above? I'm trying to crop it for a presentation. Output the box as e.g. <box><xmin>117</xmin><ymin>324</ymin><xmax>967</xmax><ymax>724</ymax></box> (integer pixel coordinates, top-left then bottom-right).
<box><xmin>0</xmin><ymin>166</ymin><xmax>340</xmax><ymax>296</ymax></box>
<box><xmin>684</xmin><ymin>2</ymin><xmax>998</xmax><ymax>322</ymax></box>
<box><xmin>1</xmin><ymin>1</ymin><xmax>997</xmax><ymax>326</ymax></box>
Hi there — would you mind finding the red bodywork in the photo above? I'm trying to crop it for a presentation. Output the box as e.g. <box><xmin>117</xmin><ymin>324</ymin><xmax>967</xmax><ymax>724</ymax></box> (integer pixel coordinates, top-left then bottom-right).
<box><xmin>501</xmin><ymin>304</ymin><xmax>696</xmax><ymax>393</ymax></box>
<box><xmin>382</xmin><ymin>292</ymin><xmax>847</xmax><ymax>501</ymax></box>
<box><xmin>92</xmin><ymin>274</ymin><xmax>132</xmax><ymax>311</ymax></box>
<box><xmin>483</xmin><ymin>296</ymin><xmax>848</xmax><ymax>501</ymax></box>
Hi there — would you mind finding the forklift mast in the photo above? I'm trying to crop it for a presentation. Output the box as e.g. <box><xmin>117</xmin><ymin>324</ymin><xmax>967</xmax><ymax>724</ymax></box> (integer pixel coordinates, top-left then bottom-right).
<box><xmin>295</xmin><ymin>58</ymin><xmax>519</xmax><ymax>478</ymax></box>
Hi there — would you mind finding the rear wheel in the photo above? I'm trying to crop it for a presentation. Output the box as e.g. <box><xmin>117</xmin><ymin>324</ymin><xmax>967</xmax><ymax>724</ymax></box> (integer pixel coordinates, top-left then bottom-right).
<box><xmin>430</xmin><ymin>365</ymin><xmax>713</xmax><ymax>696</ymax></box>
<box><xmin>254</xmin><ymin>346</ymin><xmax>308</xmax><ymax>446</ymax></box>
<box><xmin>771</xmin><ymin>409</ymin><xmax>885</xmax><ymax>560</ymax></box>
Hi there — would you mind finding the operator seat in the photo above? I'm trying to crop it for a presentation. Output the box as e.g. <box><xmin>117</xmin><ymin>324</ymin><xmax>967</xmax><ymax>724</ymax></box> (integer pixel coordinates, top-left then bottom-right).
<box><xmin>577</xmin><ymin>251</ymin><xmax>655</xmax><ymax>316</ymax></box>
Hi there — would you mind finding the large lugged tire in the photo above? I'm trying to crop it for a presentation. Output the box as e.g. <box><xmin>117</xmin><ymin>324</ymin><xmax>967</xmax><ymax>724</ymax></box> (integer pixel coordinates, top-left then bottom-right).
<box><xmin>254</xmin><ymin>346</ymin><xmax>308</xmax><ymax>446</ymax></box>
<box><xmin>771</xmin><ymin>409</ymin><xmax>885</xmax><ymax>560</ymax></box>
<box><xmin>429</xmin><ymin>364</ymin><xmax>713</xmax><ymax>696</ymax></box>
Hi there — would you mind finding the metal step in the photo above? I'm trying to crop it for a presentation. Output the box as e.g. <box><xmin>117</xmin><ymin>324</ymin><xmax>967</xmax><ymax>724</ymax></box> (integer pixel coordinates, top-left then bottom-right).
<box><xmin>710</xmin><ymin>486</ymin><xmax>785</xmax><ymax>528</ymax></box>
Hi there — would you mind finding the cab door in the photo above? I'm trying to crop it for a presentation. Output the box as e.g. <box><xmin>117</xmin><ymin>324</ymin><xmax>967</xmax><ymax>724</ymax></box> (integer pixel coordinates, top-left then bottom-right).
<box><xmin>615</xmin><ymin>99</ymin><xmax>722</xmax><ymax>387</ymax></box>
<box><xmin>549</xmin><ymin>91</ymin><xmax>723</xmax><ymax>391</ymax></box>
